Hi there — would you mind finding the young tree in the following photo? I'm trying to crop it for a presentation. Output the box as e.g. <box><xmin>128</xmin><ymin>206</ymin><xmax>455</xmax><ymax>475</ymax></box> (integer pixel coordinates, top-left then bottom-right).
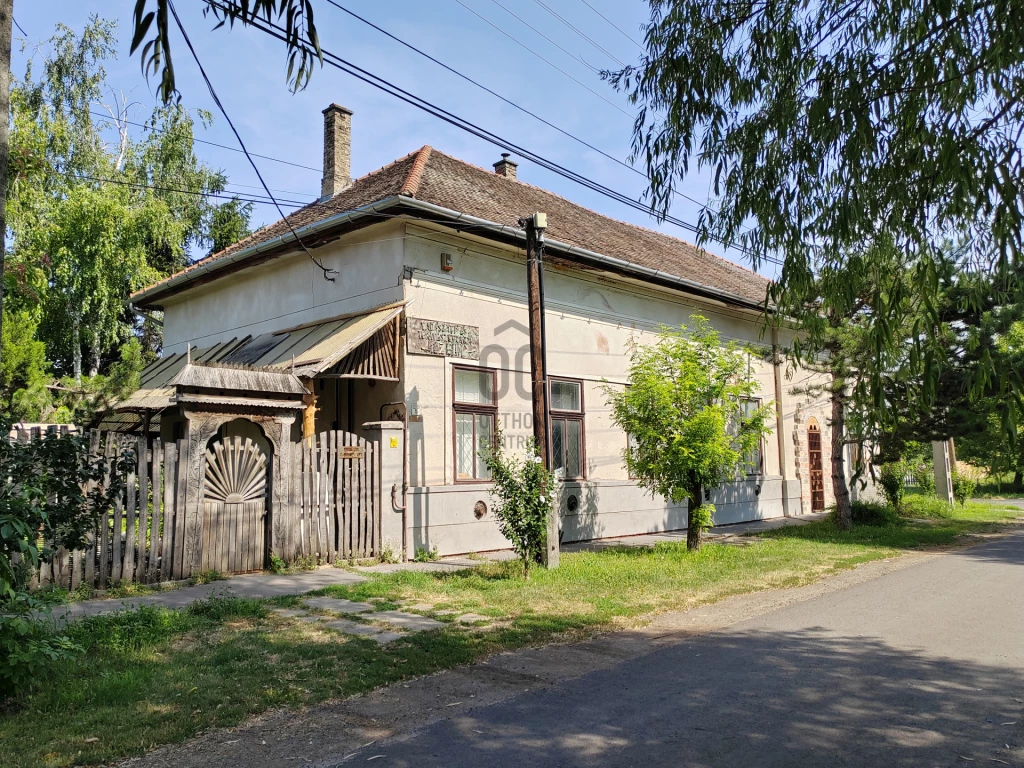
<box><xmin>605</xmin><ymin>316</ymin><xmax>773</xmax><ymax>551</ymax></box>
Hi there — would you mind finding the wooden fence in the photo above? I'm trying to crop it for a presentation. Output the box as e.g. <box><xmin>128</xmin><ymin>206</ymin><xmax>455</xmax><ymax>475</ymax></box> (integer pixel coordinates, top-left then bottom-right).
<box><xmin>34</xmin><ymin>433</ymin><xmax>186</xmax><ymax>590</ymax></box>
<box><xmin>28</xmin><ymin>427</ymin><xmax>382</xmax><ymax>591</ymax></box>
<box><xmin>291</xmin><ymin>430</ymin><xmax>379</xmax><ymax>563</ymax></box>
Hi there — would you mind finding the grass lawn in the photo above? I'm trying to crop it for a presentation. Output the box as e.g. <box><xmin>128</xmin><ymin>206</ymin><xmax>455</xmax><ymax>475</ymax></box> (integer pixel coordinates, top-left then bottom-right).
<box><xmin>2</xmin><ymin>501</ymin><xmax>1020</xmax><ymax>768</ymax></box>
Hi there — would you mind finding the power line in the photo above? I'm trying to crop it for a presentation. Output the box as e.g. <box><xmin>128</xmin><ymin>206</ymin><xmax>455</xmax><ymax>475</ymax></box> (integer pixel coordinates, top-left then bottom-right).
<box><xmin>167</xmin><ymin>0</ymin><xmax>336</xmax><ymax>281</ymax></box>
<box><xmin>215</xmin><ymin>5</ymin><xmax>779</xmax><ymax>267</ymax></box>
<box><xmin>88</xmin><ymin>109</ymin><xmax>322</xmax><ymax>173</ymax></box>
<box><xmin>485</xmin><ymin>0</ymin><xmax>600</xmax><ymax>73</ymax></box>
<box><xmin>451</xmin><ymin>0</ymin><xmax>632</xmax><ymax>119</ymax></box>
<box><xmin>12</xmin><ymin>17</ymin><xmax>27</xmax><ymax>38</ymax></box>
<box><xmin>322</xmin><ymin>0</ymin><xmax>735</xmax><ymax>248</ymax></box>
<box><xmin>576</xmin><ymin>0</ymin><xmax>645</xmax><ymax>51</ymax></box>
<box><xmin>69</xmin><ymin>172</ymin><xmax>308</xmax><ymax>208</ymax></box>
<box><xmin>530</xmin><ymin>0</ymin><xmax>625</xmax><ymax>67</ymax></box>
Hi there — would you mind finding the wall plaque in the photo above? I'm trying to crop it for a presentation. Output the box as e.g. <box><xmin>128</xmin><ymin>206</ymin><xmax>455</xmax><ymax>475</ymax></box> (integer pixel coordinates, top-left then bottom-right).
<box><xmin>407</xmin><ymin>319</ymin><xmax>480</xmax><ymax>359</ymax></box>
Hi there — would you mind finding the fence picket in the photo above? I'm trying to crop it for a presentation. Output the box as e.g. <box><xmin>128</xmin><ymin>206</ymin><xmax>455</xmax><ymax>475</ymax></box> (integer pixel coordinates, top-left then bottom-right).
<box><xmin>136</xmin><ymin>435</ymin><xmax>150</xmax><ymax>582</ymax></box>
<box><xmin>123</xmin><ymin>450</ymin><xmax>138</xmax><ymax>583</ymax></box>
<box><xmin>173</xmin><ymin>437</ymin><xmax>189</xmax><ymax>580</ymax></box>
<box><xmin>149</xmin><ymin>439</ymin><xmax>163</xmax><ymax>582</ymax></box>
<box><xmin>161</xmin><ymin>441</ymin><xmax>177</xmax><ymax>581</ymax></box>
<box><xmin>318</xmin><ymin>431</ymin><xmax>329</xmax><ymax>562</ymax></box>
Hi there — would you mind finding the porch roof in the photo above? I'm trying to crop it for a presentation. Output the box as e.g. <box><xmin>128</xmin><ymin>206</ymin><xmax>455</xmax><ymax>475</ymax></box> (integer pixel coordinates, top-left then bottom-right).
<box><xmin>110</xmin><ymin>302</ymin><xmax>406</xmax><ymax>420</ymax></box>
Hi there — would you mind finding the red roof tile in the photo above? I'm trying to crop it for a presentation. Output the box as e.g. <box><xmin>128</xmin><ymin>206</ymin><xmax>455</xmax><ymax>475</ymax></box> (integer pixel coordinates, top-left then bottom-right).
<box><xmin>134</xmin><ymin>146</ymin><xmax>768</xmax><ymax>306</ymax></box>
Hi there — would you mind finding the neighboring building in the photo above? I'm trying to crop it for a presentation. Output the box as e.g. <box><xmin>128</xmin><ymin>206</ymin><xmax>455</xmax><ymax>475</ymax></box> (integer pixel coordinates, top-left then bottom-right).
<box><xmin>117</xmin><ymin>103</ymin><xmax>848</xmax><ymax>560</ymax></box>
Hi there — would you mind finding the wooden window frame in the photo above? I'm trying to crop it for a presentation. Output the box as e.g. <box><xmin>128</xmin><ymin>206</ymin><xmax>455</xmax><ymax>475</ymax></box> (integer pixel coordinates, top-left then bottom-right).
<box><xmin>740</xmin><ymin>397</ymin><xmax>765</xmax><ymax>477</ymax></box>
<box><xmin>549</xmin><ymin>376</ymin><xmax>586</xmax><ymax>481</ymax></box>
<box><xmin>452</xmin><ymin>365</ymin><xmax>498</xmax><ymax>484</ymax></box>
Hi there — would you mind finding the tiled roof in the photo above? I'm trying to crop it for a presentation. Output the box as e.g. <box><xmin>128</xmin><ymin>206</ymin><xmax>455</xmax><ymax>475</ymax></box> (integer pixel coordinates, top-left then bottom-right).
<box><xmin>135</xmin><ymin>146</ymin><xmax>769</xmax><ymax>305</ymax></box>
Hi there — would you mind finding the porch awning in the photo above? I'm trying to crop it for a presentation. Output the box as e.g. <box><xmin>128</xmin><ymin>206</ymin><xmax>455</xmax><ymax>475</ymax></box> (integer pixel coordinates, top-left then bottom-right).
<box><xmin>110</xmin><ymin>301</ymin><xmax>406</xmax><ymax>418</ymax></box>
<box><xmin>226</xmin><ymin>302</ymin><xmax>404</xmax><ymax>378</ymax></box>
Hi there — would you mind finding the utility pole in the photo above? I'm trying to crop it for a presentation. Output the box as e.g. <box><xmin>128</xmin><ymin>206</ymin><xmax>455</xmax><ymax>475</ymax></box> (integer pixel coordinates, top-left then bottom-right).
<box><xmin>522</xmin><ymin>212</ymin><xmax>559</xmax><ymax>569</ymax></box>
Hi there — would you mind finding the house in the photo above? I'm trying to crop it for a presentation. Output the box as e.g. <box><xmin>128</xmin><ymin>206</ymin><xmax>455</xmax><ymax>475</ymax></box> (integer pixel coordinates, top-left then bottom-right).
<box><xmin>114</xmin><ymin>103</ymin><xmax>844</xmax><ymax>565</ymax></box>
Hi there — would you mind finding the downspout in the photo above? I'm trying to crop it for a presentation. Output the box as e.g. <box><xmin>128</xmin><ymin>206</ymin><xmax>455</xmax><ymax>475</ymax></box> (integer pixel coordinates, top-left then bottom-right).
<box><xmin>771</xmin><ymin>326</ymin><xmax>791</xmax><ymax>516</ymax></box>
<box><xmin>383</xmin><ymin>401</ymin><xmax>410</xmax><ymax>561</ymax></box>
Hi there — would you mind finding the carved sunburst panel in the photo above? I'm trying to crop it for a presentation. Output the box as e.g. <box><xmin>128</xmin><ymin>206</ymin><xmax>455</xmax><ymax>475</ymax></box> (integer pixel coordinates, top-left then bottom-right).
<box><xmin>203</xmin><ymin>436</ymin><xmax>268</xmax><ymax>504</ymax></box>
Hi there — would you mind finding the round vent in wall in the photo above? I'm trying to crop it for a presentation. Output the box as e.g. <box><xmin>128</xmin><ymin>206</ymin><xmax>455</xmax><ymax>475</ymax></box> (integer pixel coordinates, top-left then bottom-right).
<box><xmin>566</xmin><ymin>494</ymin><xmax>579</xmax><ymax>513</ymax></box>
<box><xmin>474</xmin><ymin>500</ymin><xmax>488</xmax><ymax>520</ymax></box>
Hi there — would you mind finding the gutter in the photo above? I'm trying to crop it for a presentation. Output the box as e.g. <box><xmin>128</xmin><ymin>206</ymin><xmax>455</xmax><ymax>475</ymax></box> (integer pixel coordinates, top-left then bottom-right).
<box><xmin>134</xmin><ymin>194</ymin><xmax>770</xmax><ymax>313</ymax></box>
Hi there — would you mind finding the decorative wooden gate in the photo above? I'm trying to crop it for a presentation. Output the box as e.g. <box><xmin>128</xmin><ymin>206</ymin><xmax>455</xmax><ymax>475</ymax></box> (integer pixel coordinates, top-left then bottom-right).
<box><xmin>808</xmin><ymin>422</ymin><xmax>825</xmax><ymax>512</ymax></box>
<box><xmin>200</xmin><ymin>436</ymin><xmax>269</xmax><ymax>573</ymax></box>
<box><xmin>291</xmin><ymin>430</ymin><xmax>380</xmax><ymax>562</ymax></box>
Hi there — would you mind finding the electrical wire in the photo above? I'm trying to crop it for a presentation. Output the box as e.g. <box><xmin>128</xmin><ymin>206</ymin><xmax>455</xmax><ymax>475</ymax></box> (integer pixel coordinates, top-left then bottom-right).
<box><xmin>209</xmin><ymin>4</ymin><xmax>780</xmax><ymax>267</ymax></box>
<box><xmin>12</xmin><ymin>17</ymin><xmax>27</xmax><ymax>38</ymax></box>
<box><xmin>69</xmin><ymin>172</ymin><xmax>308</xmax><ymax>207</ymax></box>
<box><xmin>576</xmin><ymin>0</ymin><xmax>645</xmax><ymax>51</ymax></box>
<box><xmin>530</xmin><ymin>0</ymin><xmax>625</xmax><ymax>67</ymax></box>
<box><xmin>451</xmin><ymin>0</ymin><xmax>632</xmax><ymax>118</ymax></box>
<box><xmin>321</xmin><ymin>0</ymin><xmax>738</xmax><ymax>246</ymax></box>
<box><xmin>485</xmin><ymin>0</ymin><xmax>601</xmax><ymax>73</ymax></box>
<box><xmin>88</xmin><ymin>109</ymin><xmax>322</xmax><ymax>173</ymax></box>
<box><xmin>167</xmin><ymin>0</ymin><xmax>336</xmax><ymax>281</ymax></box>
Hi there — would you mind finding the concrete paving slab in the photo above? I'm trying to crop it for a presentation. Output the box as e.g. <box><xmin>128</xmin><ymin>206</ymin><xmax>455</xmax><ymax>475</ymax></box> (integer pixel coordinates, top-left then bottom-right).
<box><xmin>48</xmin><ymin>567</ymin><xmax>366</xmax><ymax>623</ymax></box>
<box><xmin>322</xmin><ymin>619</ymin><xmax>404</xmax><ymax>644</ymax></box>
<box><xmin>303</xmin><ymin>597</ymin><xmax>374</xmax><ymax>614</ymax></box>
<box><xmin>407</xmin><ymin>603</ymin><xmax>436</xmax><ymax>612</ymax></box>
<box><xmin>270</xmin><ymin>608</ymin><xmax>308</xmax><ymax>618</ymax></box>
<box><xmin>371</xmin><ymin>611</ymin><xmax>445</xmax><ymax>631</ymax></box>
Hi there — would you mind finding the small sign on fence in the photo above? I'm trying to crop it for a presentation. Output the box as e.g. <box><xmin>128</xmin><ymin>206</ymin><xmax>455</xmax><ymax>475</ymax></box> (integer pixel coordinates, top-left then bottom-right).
<box><xmin>341</xmin><ymin>445</ymin><xmax>365</xmax><ymax>460</ymax></box>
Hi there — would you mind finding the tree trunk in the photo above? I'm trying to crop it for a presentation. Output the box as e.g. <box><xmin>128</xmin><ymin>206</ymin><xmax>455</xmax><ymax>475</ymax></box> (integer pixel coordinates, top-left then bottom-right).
<box><xmin>89</xmin><ymin>331</ymin><xmax>100</xmax><ymax>378</ymax></box>
<box><xmin>72</xmin><ymin>313</ymin><xmax>82</xmax><ymax>383</ymax></box>
<box><xmin>830</xmin><ymin>374</ymin><xmax>853</xmax><ymax>530</ymax></box>
<box><xmin>0</xmin><ymin>0</ymin><xmax>13</xmax><ymax>361</ymax></box>
<box><xmin>686</xmin><ymin>484</ymin><xmax>703</xmax><ymax>552</ymax></box>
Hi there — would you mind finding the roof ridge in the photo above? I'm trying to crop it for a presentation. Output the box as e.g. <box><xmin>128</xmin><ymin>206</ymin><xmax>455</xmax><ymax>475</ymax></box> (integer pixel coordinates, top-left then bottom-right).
<box><xmin>399</xmin><ymin>145</ymin><xmax>433</xmax><ymax>197</ymax></box>
<box><xmin>425</xmin><ymin>147</ymin><xmax>767</xmax><ymax>284</ymax></box>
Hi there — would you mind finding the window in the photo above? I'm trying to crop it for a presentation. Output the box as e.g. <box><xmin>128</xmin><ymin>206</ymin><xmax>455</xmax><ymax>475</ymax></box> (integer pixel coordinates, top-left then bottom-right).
<box><xmin>453</xmin><ymin>367</ymin><xmax>496</xmax><ymax>481</ymax></box>
<box><xmin>740</xmin><ymin>398</ymin><xmax>764</xmax><ymax>475</ymax></box>
<box><xmin>549</xmin><ymin>378</ymin><xmax>585</xmax><ymax>479</ymax></box>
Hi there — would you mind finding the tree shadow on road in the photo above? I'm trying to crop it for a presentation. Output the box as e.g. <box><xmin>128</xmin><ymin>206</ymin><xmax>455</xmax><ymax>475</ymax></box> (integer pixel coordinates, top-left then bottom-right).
<box><xmin>380</xmin><ymin>626</ymin><xmax>1024</xmax><ymax>767</ymax></box>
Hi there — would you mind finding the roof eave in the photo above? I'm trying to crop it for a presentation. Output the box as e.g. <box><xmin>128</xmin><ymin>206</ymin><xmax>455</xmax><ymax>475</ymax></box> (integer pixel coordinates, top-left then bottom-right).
<box><xmin>133</xmin><ymin>194</ymin><xmax>770</xmax><ymax>314</ymax></box>
<box><xmin>131</xmin><ymin>196</ymin><xmax>412</xmax><ymax>309</ymax></box>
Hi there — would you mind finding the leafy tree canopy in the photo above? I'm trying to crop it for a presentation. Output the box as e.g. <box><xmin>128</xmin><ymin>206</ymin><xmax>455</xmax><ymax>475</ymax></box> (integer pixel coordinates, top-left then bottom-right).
<box><xmin>1</xmin><ymin>17</ymin><xmax>253</xmax><ymax>422</ymax></box>
<box><xmin>605</xmin><ymin>316</ymin><xmax>773</xmax><ymax>550</ymax></box>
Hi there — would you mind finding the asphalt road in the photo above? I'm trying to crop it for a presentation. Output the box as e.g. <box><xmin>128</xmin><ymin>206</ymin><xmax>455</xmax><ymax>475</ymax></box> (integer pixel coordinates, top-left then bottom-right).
<box><xmin>352</xmin><ymin>529</ymin><xmax>1024</xmax><ymax>767</ymax></box>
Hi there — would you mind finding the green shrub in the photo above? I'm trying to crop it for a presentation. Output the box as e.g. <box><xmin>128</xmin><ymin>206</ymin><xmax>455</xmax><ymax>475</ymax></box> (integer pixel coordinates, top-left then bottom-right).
<box><xmin>902</xmin><ymin>494</ymin><xmax>955</xmax><ymax>519</ymax></box>
<box><xmin>951</xmin><ymin>463</ymin><xmax>983</xmax><ymax>506</ymax></box>
<box><xmin>0</xmin><ymin>595</ymin><xmax>82</xmax><ymax>701</ymax></box>
<box><xmin>877</xmin><ymin>462</ymin><xmax>907</xmax><ymax>512</ymax></box>
<box><xmin>843</xmin><ymin>500</ymin><xmax>902</xmax><ymax>527</ymax></box>
<box><xmin>482</xmin><ymin>428</ymin><xmax>555</xmax><ymax>577</ymax></box>
<box><xmin>413</xmin><ymin>546</ymin><xmax>440</xmax><ymax>562</ymax></box>
<box><xmin>914</xmin><ymin>463</ymin><xmax>936</xmax><ymax>495</ymax></box>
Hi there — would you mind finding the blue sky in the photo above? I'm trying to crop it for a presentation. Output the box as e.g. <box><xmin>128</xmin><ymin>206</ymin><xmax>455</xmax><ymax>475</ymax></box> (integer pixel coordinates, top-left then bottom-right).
<box><xmin>13</xmin><ymin>1</ymin><xmax>770</xmax><ymax>276</ymax></box>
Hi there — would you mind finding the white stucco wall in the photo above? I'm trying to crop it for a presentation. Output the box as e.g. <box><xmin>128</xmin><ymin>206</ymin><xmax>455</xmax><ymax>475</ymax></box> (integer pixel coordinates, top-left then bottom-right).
<box><xmin>399</xmin><ymin>224</ymin><xmax>830</xmax><ymax>554</ymax></box>
<box><xmin>160</xmin><ymin>221</ymin><xmax>408</xmax><ymax>353</ymax></box>
<box><xmin>156</xmin><ymin>218</ymin><xmax>849</xmax><ymax>558</ymax></box>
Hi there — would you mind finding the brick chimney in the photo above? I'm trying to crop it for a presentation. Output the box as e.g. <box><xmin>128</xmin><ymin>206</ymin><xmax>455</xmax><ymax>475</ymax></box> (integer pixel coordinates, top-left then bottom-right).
<box><xmin>321</xmin><ymin>103</ymin><xmax>353</xmax><ymax>198</ymax></box>
<box><xmin>493</xmin><ymin>153</ymin><xmax>518</xmax><ymax>179</ymax></box>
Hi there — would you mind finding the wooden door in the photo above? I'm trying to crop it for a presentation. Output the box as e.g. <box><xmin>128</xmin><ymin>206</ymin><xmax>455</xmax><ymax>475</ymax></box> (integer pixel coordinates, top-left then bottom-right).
<box><xmin>808</xmin><ymin>423</ymin><xmax>825</xmax><ymax>512</ymax></box>
<box><xmin>201</xmin><ymin>436</ymin><xmax>269</xmax><ymax>573</ymax></box>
